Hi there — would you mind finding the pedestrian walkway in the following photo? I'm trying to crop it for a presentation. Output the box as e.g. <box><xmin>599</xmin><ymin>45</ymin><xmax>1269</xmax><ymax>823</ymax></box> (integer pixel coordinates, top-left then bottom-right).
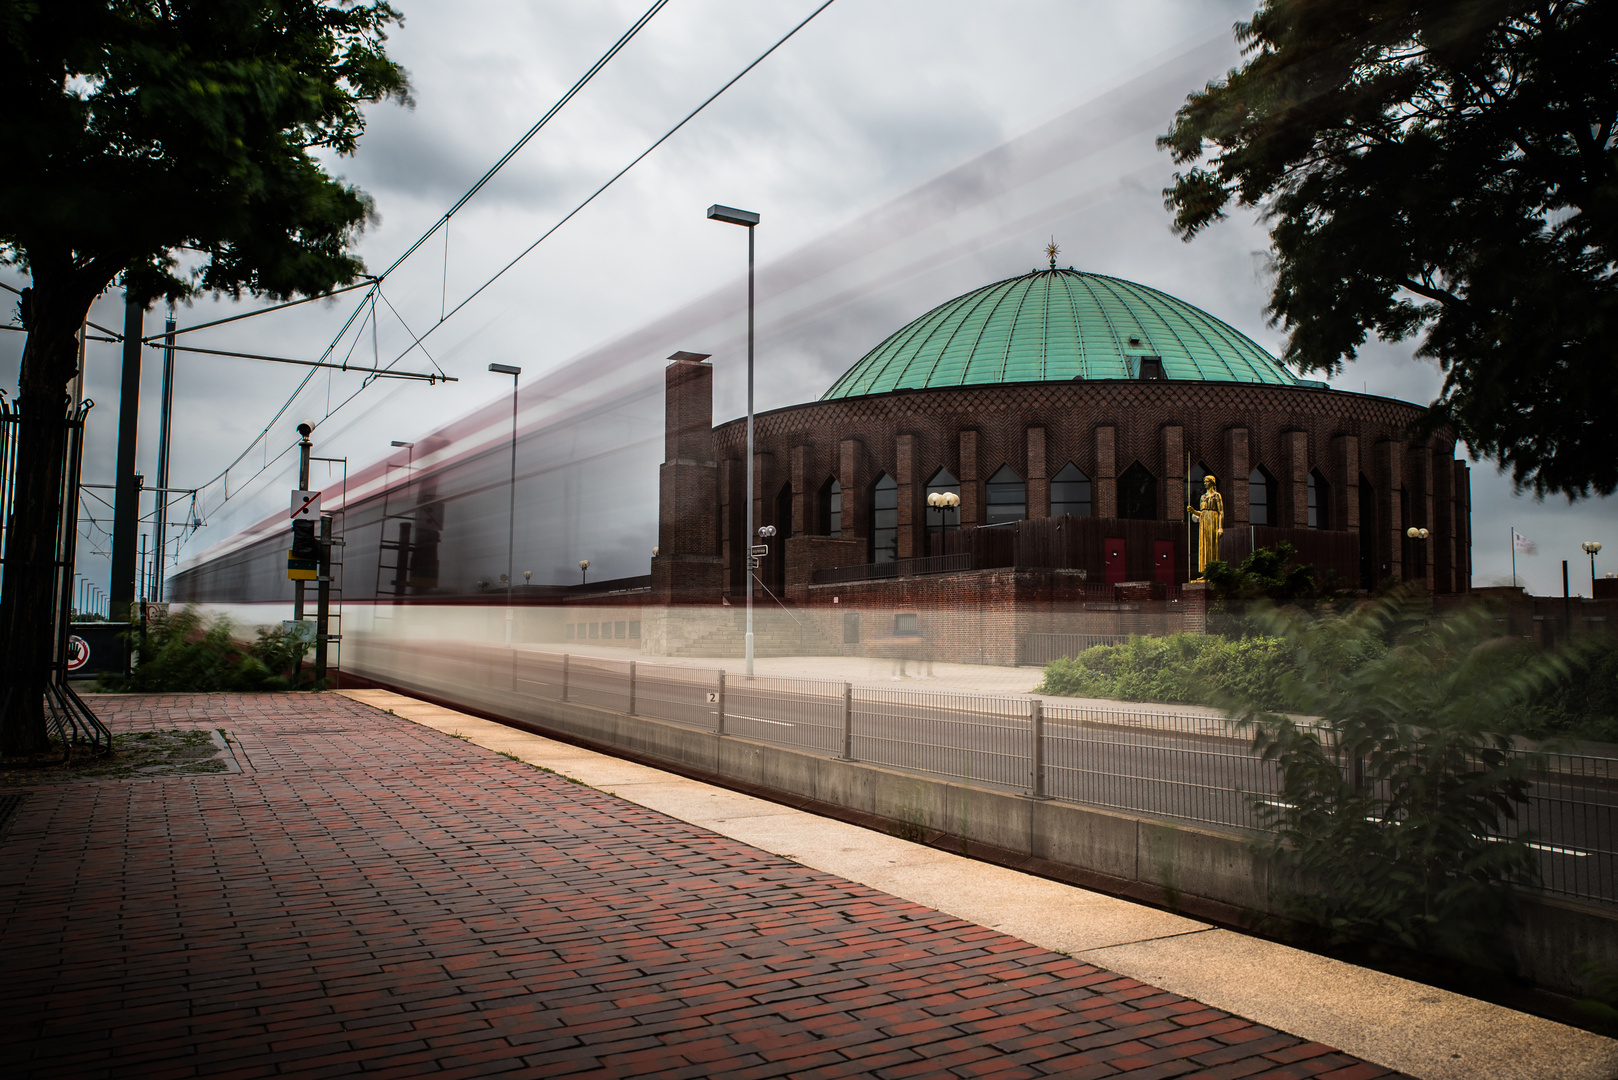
<box><xmin>0</xmin><ymin>692</ymin><xmax>1605</xmax><ymax>1079</ymax></box>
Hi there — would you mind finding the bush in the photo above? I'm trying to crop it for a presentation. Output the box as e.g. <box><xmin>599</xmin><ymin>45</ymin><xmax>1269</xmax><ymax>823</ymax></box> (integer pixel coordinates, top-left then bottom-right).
<box><xmin>1035</xmin><ymin>632</ymin><xmax>1314</xmax><ymax>712</ymax></box>
<box><xmin>1230</xmin><ymin>594</ymin><xmax>1566</xmax><ymax>967</ymax></box>
<box><xmin>97</xmin><ymin>610</ymin><xmax>323</xmax><ymax>692</ymax></box>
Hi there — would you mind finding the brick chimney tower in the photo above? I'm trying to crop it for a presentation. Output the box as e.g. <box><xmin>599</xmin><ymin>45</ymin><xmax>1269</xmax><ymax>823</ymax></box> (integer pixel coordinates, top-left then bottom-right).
<box><xmin>649</xmin><ymin>351</ymin><xmax>724</xmax><ymax>604</ymax></box>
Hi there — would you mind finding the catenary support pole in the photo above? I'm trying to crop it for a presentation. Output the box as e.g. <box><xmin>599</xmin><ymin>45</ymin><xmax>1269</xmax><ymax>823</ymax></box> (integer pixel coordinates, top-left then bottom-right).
<box><xmin>745</xmin><ymin>223</ymin><xmax>755</xmax><ymax>678</ymax></box>
<box><xmin>315</xmin><ymin>513</ymin><xmax>332</xmax><ymax>684</ymax></box>
<box><xmin>152</xmin><ymin>317</ymin><xmax>176</xmax><ymax>601</ymax></box>
<box><xmin>109</xmin><ymin>293</ymin><xmax>145</xmax><ymax>619</ymax></box>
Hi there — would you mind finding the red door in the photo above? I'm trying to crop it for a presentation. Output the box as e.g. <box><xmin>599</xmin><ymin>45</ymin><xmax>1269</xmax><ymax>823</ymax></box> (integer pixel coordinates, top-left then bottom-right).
<box><xmin>1104</xmin><ymin>537</ymin><xmax>1126</xmax><ymax>583</ymax></box>
<box><xmin>1153</xmin><ymin>539</ymin><xmax>1176</xmax><ymax>584</ymax></box>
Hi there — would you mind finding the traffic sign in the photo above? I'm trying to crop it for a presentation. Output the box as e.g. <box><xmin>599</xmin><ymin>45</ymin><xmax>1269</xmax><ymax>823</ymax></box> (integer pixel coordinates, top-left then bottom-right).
<box><xmin>290</xmin><ymin>490</ymin><xmax>321</xmax><ymax>520</ymax></box>
<box><xmin>750</xmin><ymin>544</ymin><xmax>768</xmax><ymax>557</ymax></box>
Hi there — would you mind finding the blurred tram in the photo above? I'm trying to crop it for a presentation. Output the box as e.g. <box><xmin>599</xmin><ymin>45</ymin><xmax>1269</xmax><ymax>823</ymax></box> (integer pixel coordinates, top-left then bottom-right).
<box><xmin>170</xmin><ymin>363</ymin><xmax>668</xmax><ymax>676</ymax></box>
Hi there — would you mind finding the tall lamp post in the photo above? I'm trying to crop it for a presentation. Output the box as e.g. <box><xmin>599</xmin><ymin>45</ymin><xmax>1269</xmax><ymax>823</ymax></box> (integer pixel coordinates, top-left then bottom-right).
<box><xmin>489</xmin><ymin>364</ymin><xmax>522</xmax><ymax>644</ymax></box>
<box><xmin>707</xmin><ymin>203</ymin><xmax>761</xmax><ymax>677</ymax></box>
<box><xmin>1584</xmin><ymin>541</ymin><xmax>1603</xmax><ymax>593</ymax></box>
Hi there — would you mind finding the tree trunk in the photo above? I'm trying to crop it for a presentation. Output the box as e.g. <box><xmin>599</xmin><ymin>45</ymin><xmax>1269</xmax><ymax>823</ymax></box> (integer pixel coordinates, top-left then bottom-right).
<box><xmin>0</xmin><ymin>273</ymin><xmax>102</xmax><ymax>755</ymax></box>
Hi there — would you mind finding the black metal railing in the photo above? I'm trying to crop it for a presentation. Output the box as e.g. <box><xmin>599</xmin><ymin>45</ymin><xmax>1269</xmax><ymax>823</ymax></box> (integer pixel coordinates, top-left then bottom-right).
<box><xmin>363</xmin><ymin>638</ymin><xmax>1618</xmax><ymax>909</ymax></box>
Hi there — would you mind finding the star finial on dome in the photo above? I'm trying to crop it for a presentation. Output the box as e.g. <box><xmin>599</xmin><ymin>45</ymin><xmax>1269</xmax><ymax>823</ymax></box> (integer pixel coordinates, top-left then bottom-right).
<box><xmin>1045</xmin><ymin>237</ymin><xmax>1059</xmax><ymax>270</ymax></box>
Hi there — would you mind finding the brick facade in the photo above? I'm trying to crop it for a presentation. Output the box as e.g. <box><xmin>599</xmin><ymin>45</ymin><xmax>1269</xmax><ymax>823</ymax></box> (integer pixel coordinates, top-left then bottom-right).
<box><xmin>644</xmin><ymin>357</ymin><xmax>1473</xmax><ymax>664</ymax></box>
<box><xmin>703</xmin><ymin>379</ymin><xmax>1469</xmax><ymax>597</ymax></box>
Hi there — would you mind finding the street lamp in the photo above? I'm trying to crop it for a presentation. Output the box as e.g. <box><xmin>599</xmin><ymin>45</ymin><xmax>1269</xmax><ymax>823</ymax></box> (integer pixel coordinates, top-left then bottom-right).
<box><xmin>1405</xmin><ymin>527</ymin><xmax>1429</xmax><ymax>539</ymax></box>
<box><xmin>489</xmin><ymin>363</ymin><xmax>522</xmax><ymax>643</ymax></box>
<box><xmin>1584</xmin><ymin>541</ymin><xmax>1603</xmax><ymax>592</ymax></box>
<box><xmin>708</xmin><ymin>203</ymin><xmax>761</xmax><ymax>676</ymax></box>
<box><xmin>927</xmin><ymin>491</ymin><xmax>960</xmax><ymax>551</ymax></box>
<box><xmin>579</xmin><ymin>559</ymin><xmax>590</xmax><ymax>585</ymax></box>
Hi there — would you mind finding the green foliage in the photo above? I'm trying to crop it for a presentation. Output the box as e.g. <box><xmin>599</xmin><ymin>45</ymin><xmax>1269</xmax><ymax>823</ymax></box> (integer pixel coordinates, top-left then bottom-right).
<box><xmin>1510</xmin><ymin>635</ymin><xmax>1618</xmax><ymax>743</ymax></box>
<box><xmin>1</xmin><ymin>0</ymin><xmax>410</xmax><ymax>309</ymax></box>
<box><xmin>1161</xmin><ymin>0</ymin><xmax>1618</xmax><ymax>499</ymax></box>
<box><xmin>1034</xmin><ymin>632</ymin><xmax>1326</xmax><ymax>712</ymax></box>
<box><xmin>1230</xmin><ymin>595</ymin><xmax>1571</xmax><ymax>965</ymax></box>
<box><xmin>1204</xmin><ymin>543</ymin><xmax>1321</xmax><ymax>604</ymax></box>
<box><xmin>98</xmin><ymin>610</ymin><xmax>322</xmax><ymax>692</ymax></box>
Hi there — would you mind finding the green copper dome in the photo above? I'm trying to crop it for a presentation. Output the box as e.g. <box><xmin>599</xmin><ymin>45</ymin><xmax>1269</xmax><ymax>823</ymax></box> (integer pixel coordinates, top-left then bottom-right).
<box><xmin>821</xmin><ymin>268</ymin><xmax>1304</xmax><ymax>399</ymax></box>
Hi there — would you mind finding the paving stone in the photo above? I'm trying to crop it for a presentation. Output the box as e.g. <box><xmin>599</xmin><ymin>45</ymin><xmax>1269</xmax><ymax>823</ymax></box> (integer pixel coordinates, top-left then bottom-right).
<box><xmin>0</xmin><ymin>694</ymin><xmax>1408</xmax><ymax>1078</ymax></box>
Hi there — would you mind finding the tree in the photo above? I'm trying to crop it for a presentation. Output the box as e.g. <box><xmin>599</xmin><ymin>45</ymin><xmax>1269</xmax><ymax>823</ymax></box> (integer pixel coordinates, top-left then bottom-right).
<box><xmin>0</xmin><ymin>0</ymin><xmax>408</xmax><ymax>753</ymax></box>
<box><xmin>1161</xmin><ymin>1</ymin><xmax>1618</xmax><ymax>499</ymax></box>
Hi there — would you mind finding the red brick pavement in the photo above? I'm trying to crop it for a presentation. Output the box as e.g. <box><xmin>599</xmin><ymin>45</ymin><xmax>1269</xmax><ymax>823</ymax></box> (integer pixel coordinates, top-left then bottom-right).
<box><xmin>0</xmin><ymin>694</ymin><xmax>1409</xmax><ymax>1078</ymax></box>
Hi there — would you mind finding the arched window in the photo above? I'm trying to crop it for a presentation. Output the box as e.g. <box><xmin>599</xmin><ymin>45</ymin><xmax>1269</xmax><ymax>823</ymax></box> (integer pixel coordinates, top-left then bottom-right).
<box><xmin>870</xmin><ymin>474</ymin><xmax>897</xmax><ymax>563</ymax></box>
<box><xmin>1308</xmin><ymin>469</ymin><xmax>1330</xmax><ymax>529</ymax></box>
<box><xmin>925</xmin><ymin>467</ymin><xmax>960</xmax><ymax>537</ymax></box>
<box><xmin>774</xmin><ymin>484</ymin><xmax>794</xmax><ymax>541</ymax></box>
<box><xmin>1118</xmin><ymin>462</ymin><xmax>1157</xmax><ymax>520</ymax></box>
<box><xmin>1249</xmin><ymin>466</ymin><xmax>1276</xmax><ymax>526</ymax></box>
<box><xmin>820</xmin><ymin>478</ymin><xmax>841</xmax><ymax>537</ymax></box>
<box><xmin>985</xmin><ymin>465</ymin><xmax>1026</xmax><ymax>525</ymax></box>
<box><xmin>1051</xmin><ymin>462</ymin><xmax>1091</xmax><ymax>517</ymax></box>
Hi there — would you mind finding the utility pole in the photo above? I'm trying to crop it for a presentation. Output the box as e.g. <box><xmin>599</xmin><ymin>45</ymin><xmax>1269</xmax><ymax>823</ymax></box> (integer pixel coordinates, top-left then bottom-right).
<box><xmin>109</xmin><ymin>292</ymin><xmax>145</xmax><ymax>620</ymax></box>
<box><xmin>294</xmin><ymin>422</ymin><xmax>313</xmax><ymax>626</ymax></box>
<box><xmin>152</xmin><ymin>316</ymin><xmax>176</xmax><ymax>601</ymax></box>
<box><xmin>315</xmin><ymin>513</ymin><xmax>333</xmax><ymax>684</ymax></box>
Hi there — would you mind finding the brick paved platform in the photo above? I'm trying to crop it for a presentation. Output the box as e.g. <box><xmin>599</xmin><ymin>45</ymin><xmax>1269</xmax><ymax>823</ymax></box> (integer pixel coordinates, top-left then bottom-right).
<box><xmin>0</xmin><ymin>694</ymin><xmax>1407</xmax><ymax>1078</ymax></box>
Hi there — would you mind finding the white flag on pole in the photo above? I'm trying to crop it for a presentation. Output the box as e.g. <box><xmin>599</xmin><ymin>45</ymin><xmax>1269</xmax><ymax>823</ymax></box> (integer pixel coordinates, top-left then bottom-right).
<box><xmin>1513</xmin><ymin>531</ymin><xmax>1538</xmax><ymax>555</ymax></box>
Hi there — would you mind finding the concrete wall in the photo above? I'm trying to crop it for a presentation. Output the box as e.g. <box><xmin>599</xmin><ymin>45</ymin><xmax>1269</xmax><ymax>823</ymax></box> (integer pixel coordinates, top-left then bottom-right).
<box><xmin>348</xmin><ymin>636</ymin><xmax>1617</xmax><ymax>998</ymax></box>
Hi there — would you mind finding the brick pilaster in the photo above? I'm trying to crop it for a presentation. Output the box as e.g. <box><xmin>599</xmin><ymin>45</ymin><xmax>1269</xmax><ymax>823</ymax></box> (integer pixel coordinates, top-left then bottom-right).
<box><xmin>1094</xmin><ymin>426</ymin><xmax>1116</xmax><ymax>519</ymax></box>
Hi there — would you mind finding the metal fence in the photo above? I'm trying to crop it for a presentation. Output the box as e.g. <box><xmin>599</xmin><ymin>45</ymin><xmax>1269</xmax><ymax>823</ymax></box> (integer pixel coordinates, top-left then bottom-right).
<box><xmin>379</xmin><ymin>641</ymin><xmax>1617</xmax><ymax>908</ymax></box>
<box><xmin>1017</xmin><ymin>633</ymin><xmax>1131</xmax><ymax>665</ymax></box>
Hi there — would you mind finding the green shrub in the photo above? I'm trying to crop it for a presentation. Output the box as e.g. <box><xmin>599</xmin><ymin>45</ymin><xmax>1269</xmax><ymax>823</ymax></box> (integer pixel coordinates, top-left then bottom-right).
<box><xmin>1230</xmin><ymin>594</ymin><xmax>1565</xmax><ymax>967</ymax></box>
<box><xmin>97</xmin><ymin>610</ymin><xmax>324</xmax><ymax>692</ymax></box>
<box><xmin>1035</xmin><ymin>632</ymin><xmax>1314</xmax><ymax>712</ymax></box>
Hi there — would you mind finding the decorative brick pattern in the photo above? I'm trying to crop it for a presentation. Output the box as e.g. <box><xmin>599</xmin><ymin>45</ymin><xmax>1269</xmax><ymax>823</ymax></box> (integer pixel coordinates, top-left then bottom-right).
<box><xmin>700</xmin><ymin>380</ymin><xmax>1467</xmax><ymax>598</ymax></box>
<box><xmin>0</xmin><ymin>694</ymin><xmax>1409</xmax><ymax>1078</ymax></box>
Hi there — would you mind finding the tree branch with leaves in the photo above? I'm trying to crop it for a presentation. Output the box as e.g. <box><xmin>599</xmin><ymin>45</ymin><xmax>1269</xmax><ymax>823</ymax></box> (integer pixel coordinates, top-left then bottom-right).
<box><xmin>1162</xmin><ymin>0</ymin><xmax>1618</xmax><ymax>499</ymax></box>
<box><xmin>0</xmin><ymin>0</ymin><xmax>409</xmax><ymax>752</ymax></box>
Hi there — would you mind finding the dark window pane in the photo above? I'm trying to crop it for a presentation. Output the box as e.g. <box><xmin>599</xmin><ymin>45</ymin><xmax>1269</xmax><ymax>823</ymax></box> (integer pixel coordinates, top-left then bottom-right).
<box><xmin>1308</xmin><ymin>470</ymin><xmax>1330</xmax><ymax>529</ymax></box>
<box><xmin>1248</xmin><ymin>467</ymin><xmax>1274</xmax><ymax>527</ymax></box>
<box><xmin>925</xmin><ymin>467</ymin><xmax>960</xmax><ymax>534</ymax></box>
<box><xmin>824</xmin><ymin>479</ymin><xmax>841</xmax><ymax>537</ymax></box>
<box><xmin>871</xmin><ymin>474</ymin><xmax>898</xmax><ymax>563</ymax></box>
<box><xmin>985</xmin><ymin>464</ymin><xmax>1025</xmax><ymax>525</ymax></box>
<box><xmin>1051</xmin><ymin>462</ymin><xmax>1091</xmax><ymax>517</ymax></box>
<box><xmin>1118</xmin><ymin>462</ymin><xmax>1157</xmax><ymax>520</ymax></box>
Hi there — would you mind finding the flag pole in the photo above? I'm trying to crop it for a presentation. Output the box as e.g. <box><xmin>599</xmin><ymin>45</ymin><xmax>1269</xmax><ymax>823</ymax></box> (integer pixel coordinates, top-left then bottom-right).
<box><xmin>1511</xmin><ymin>525</ymin><xmax>1517</xmax><ymax>589</ymax></box>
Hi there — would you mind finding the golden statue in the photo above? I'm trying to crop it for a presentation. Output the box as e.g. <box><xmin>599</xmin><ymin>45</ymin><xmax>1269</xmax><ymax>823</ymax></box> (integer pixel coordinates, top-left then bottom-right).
<box><xmin>1187</xmin><ymin>475</ymin><xmax>1223</xmax><ymax>578</ymax></box>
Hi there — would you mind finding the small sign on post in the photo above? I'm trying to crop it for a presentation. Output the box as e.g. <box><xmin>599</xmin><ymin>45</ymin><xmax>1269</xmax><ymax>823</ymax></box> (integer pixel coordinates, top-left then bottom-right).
<box><xmin>287</xmin><ymin>490</ymin><xmax>322</xmax><ymax>580</ymax></box>
<box><xmin>290</xmin><ymin>490</ymin><xmax>321</xmax><ymax>520</ymax></box>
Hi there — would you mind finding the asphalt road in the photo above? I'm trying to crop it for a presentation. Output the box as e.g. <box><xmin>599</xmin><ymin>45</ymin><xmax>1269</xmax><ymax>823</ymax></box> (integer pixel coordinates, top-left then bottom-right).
<box><xmin>503</xmin><ymin>660</ymin><xmax>1618</xmax><ymax>906</ymax></box>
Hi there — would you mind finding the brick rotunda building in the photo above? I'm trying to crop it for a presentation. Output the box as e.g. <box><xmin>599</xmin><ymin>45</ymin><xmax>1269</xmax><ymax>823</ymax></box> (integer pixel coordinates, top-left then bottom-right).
<box><xmin>644</xmin><ymin>265</ymin><xmax>1472</xmax><ymax>664</ymax></box>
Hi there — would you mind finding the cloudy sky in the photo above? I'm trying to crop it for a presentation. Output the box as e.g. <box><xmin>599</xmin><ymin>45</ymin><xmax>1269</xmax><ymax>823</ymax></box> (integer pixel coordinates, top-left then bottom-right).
<box><xmin>5</xmin><ymin>0</ymin><xmax>1613</xmax><ymax>600</ymax></box>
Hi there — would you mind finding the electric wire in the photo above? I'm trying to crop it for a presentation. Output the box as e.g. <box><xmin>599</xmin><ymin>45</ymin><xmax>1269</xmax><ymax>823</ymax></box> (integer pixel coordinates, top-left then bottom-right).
<box><xmin>175</xmin><ymin>0</ymin><xmax>671</xmax><ymax>501</ymax></box>
<box><xmin>187</xmin><ymin>0</ymin><xmax>840</xmax><ymax>535</ymax></box>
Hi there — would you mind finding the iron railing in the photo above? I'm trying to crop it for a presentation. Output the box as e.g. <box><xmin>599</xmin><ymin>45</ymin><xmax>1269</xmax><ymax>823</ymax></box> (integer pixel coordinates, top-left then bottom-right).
<box><xmin>0</xmin><ymin>394</ymin><xmax>111</xmax><ymax>753</ymax></box>
<box><xmin>369</xmin><ymin>640</ymin><xmax>1616</xmax><ymax>908</ymax></box>
<box><xmin>1017</xmin><ymin>633</ymin><xmax>1131</xmax><ymax>665</ymax></box>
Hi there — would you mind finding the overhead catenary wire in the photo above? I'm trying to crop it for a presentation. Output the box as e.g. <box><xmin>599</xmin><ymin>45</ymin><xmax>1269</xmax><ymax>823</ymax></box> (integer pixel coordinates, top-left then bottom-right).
<box><xmin>177</xmin><ymin>0</ymin><xmax>673</xmax><ymax>515</ymax></box>
<box><xmin>188</xmin><ymin>0</ymin><xmax>840</xmax><ymax>533</ymax></box>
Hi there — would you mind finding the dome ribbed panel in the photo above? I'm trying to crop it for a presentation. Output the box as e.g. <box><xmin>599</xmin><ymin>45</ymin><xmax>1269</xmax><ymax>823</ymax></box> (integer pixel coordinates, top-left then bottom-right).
<box><xmin>820</xmin><ymin>268</ymin><xmax>1300</xmax><ymax>400</ymax></box>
